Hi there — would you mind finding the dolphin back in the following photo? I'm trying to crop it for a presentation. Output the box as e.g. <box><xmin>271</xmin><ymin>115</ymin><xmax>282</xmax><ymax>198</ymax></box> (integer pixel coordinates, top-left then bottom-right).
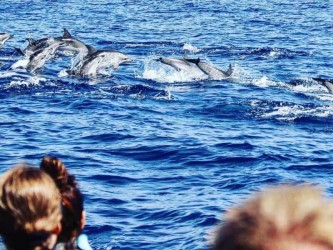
<box><xmin>197</xmin><ymin>62</ymin><xmax>233</xmax><ymax>80</ymax></box>
<box><xmin>184</xmin><ymin>58</ymin><xmax>200</xmax><ymax>64</ymax></box>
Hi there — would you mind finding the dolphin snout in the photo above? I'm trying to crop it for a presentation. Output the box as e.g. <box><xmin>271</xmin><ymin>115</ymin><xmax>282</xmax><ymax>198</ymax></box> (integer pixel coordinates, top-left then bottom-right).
<box><xmin>122</xmin><ymin>58</ymin><xmax>133</xmax><ymax>64</ymax></box>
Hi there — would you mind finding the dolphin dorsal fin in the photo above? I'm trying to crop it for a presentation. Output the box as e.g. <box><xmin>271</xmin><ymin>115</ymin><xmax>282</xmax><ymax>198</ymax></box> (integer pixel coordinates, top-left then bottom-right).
<box><xmin>184</xmin><ymin>58</ymin><xmax>200</xmax><ymax>64</ymax></box>
<box><xmin>226</xmin><ymin>64</ymin><xmax>233</xmax><ymax>76</ymax></box>
<box><xmin>63</xmin><ymin>28</ymin><xmax>72</xmax><ymax>38</ymax></box>
<box><xmin>86</xmin><ymin>45</ymin><xmax>97</xmax><ymax>54</ymax></box>
<box><xmin>26</xmin><ymin>38</ymin><xmax>36</xmax><ymax>45</ymax></box>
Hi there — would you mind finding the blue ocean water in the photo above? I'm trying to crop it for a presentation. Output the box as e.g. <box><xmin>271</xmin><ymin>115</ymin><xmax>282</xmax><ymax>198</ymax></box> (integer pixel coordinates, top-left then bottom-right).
<box><xmin>0</xmin><ymin>0</ymin><xmax>333</xmax><ymax>249</ymax></box>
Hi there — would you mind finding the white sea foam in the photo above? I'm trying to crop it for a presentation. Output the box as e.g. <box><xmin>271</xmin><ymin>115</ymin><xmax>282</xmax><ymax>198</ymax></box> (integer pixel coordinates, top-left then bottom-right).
<box><xmin>182</xmin><ymin>43</ymin><xmax>201</xmax><ymax>54</ymax></box>
<box><xmin>252</xmin><ymin>76</ymin><xmax>280</xmax><ymax>88</ymax></box>
<box><xmin>262</xmin><ymin>104</ymin><xmax>333</xmax><ymax>121</ymax></box>
<box><xmin>6</xmin><ymin>76</ymin><xmax>46</xmax><ymax>88</ymax></box>
<box><xmin>229</xmin><ymin>65</ymin><xmax>280</xmax><ymax>87</ymax></box>
<box><xmin>0</xmin><ymin>71</ymin><xmax>21</xmax><ymax>78</ymax></box>
<box><xmin>58</xmin><ymin>69</ymin><xmax>69</xmax><ymax>77</ymax></box>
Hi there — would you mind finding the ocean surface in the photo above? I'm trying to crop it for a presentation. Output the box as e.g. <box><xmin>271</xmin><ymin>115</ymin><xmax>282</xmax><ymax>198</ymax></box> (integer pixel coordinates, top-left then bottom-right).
<box><xmin>0</xmin><ymin>0</ymin><xmax>333</xmax><ymax>249</ymax></box>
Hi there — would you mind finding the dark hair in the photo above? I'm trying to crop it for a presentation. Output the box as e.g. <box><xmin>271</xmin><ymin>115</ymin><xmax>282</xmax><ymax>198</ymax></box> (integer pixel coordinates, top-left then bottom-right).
<box><xmin>40</xmin><ymin>157</ymin><xmax>84</xmax><ymax>248</ymax></box>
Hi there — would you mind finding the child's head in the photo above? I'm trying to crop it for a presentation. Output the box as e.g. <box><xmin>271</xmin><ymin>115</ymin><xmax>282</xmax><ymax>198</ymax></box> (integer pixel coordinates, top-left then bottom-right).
<box><xmin>211</xmin><ymin>185</ymin><xmax>333</xmax><ymax>250</ymax></box>
<box><xmin>0</xmin><ymin>165</ymin><xmax>62</xmax><ymax>250</ymax></box>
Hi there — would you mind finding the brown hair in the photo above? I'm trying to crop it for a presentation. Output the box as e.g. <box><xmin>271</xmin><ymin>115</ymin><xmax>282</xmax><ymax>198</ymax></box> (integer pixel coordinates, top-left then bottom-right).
<box><xmin>40</xmin><ymin>157</ymin><xmax>84</xmax><ymax>248</ymax></box>
<box><xmin>211</xmin><ymin>185</ymin><xmax>333</xmax><ymax>250</ymax></box>
<box><xmin>0</xmin><ymin>165</ymin><xmax>62</xmax><ymax>250</ymax></box>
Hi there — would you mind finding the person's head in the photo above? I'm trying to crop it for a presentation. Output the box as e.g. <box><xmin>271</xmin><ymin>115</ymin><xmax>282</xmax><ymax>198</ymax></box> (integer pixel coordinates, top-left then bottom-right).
<box><xmin>40</xmin><ymin>156</ymin><xmax>84</xmax><ymax>247</ymax></box>
<box><xmin>211</xmin><ymin>185</ymin><xmax>333</xmax><ymax>250</ymax></box>
<box><xmin>0</xmin><ymin>165</ymin><xmax>62</xmax><ymax>250</ymax></box>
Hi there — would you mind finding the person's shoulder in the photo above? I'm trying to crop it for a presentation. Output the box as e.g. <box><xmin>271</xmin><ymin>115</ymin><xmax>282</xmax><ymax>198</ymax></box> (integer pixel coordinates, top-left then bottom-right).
<box><xmin>77</xmin><ymin>234</ymin><xmax>93</xmax><ymax>250</ymax></box>
<box><xmin>54</xmin><ymin>242</ymin><xmax>66</xmax><ymax>250</ymax></box>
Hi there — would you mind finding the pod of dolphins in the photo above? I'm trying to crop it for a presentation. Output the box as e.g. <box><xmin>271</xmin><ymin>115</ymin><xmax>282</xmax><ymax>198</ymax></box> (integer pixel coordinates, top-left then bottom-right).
<box><xmin>10</xmin><ymin>29</ymin><xmax>133</xmax><ymax>76</ymax></box>
<box><xmin>1</xmin><ymin>29</ymin><xmax>332</xmax><ymax>93</ymax></box>
<box><xmin>0</xmin><ymin>29</ymin><xmax>234</xmax><ymax>80</ymax></box>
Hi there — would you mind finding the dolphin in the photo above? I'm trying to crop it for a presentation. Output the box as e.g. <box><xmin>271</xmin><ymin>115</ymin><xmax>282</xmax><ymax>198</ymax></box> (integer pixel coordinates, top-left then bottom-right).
<box><xmin>23</xmin><ymin>29</ymin><xmax>89</xmax><ymax>57</ymax></box>
<box><xmin>12</xmin><ymin>38</ymin><xmax>52</xmax><ymax>69</ymax></box>
<box><xmin>312</xmin><ymin>78</ymin><xmax>333</xmax><ymax>93</ymax></box>
<box><xmin>184</xmin><ymin>58</ymin><xmax>233</xmax><ymax>80</ymax></box>
<box><xmin>23</xmin><ymin>37</ymin><xmax>52</xmax><ymax>56</ymax></box>
<box><xmin>57</xmin><ymin>28</ymin><xmax>89</xmax><ymax>56</ymax></box>
<box><xmin>0</xmin><ymin>33</ymin><xmax>13</xmax><ymax>47</ymax></box>
<box><xmin>55</xmin><ymin>29</ymin><xmax>92</xmax><ymax>72</ymax></box>
<box><xmin>68</xmin><ymin>50</ymin><xmax>132</xmax><ymax>77</ymax></box>
<box><xmin>26</xmin><ymin>40</ymin><xmax>65</xmax><ymax>73</ymax></box>
<box><xmin>156</xmin><ymin>57</ymin><xmax>204</xmax><ymax>74</ymax></box>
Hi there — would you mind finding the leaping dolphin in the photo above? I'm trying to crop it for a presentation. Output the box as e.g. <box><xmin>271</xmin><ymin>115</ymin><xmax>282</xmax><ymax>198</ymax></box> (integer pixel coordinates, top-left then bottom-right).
<box><xmin>26</xmin><ymin>40</ymin><xmax>65</xmax><ymax>73</ymax></box>
<box><xmin>156</xmin><ymin>57</ymin><xmax>205</xmax><ymax>75</ymax></box>
<box><xmin>184</xmin><ymin>58</ymin><xmax>233</xmax><ymax>80</ymax></box>
<box><xmin>23</xmin><ymin>38</ymin><xmax>50</xmax><ymax>56</ymax></box>
<box><xmin>67</xmin><ymin>50</ymin><xmax>132</xmax><ymax>77</ymax></box>
<box><xmin>57</xmin><ymin>28</ymin><xmax>89</xmax><ymax>56</ymax></box>
<box><xmin>23</xmin><ymin>28</ymin><xmax>89</xmax><ymax>57</ymax></box>
<box><xmin>156</xmin><ymin>57</ymin><xmax>233</xmax><ymax>80</ymax></box>
<box><xmin>0</xmin><ymin>33</ymin><xmax>13</xmax><ymax>47</ymax></box>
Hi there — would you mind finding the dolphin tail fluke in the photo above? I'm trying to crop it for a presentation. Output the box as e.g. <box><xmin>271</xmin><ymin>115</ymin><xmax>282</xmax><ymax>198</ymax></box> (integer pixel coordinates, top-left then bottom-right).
<box><xmin>226</xmin><ymin>64</ymin><xmax>234</xmax><ymax>76</ymax></box>
<box><xmin>63</xmin><ymin>28</ymin><xmax>72</xmax><ymax>38</ymax></box>
<box><xmin>14</xmin><ymin>47</ymin><xmax>25</xmax><ymax>56</ymax></box>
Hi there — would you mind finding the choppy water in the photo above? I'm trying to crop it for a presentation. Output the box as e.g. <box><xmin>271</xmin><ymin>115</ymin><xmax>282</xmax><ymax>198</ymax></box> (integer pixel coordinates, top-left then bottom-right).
<box><xmin>1</xmin><ymin>0</ymin><xmax>333</xmax><ymax>249</ymax></box>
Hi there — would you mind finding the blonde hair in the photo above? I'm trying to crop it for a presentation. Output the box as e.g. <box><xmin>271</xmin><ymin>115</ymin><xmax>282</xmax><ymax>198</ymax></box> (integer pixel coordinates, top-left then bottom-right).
<box><xmin>211</xmin><ymin>185</ymin><xmax>333</xmax><ymax>250</ymax></box>
<box><xmin>0</xmin><ymin>165</ymin><xmax>62</xmax><ymax>250</ymax></box>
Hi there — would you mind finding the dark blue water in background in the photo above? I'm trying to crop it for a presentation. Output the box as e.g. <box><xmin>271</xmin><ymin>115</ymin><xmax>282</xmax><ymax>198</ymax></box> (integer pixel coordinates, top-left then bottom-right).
<box><xmin>1</xmin><ymin>0</ymin><xmax>333</xmax><ymax>249</ymax></box>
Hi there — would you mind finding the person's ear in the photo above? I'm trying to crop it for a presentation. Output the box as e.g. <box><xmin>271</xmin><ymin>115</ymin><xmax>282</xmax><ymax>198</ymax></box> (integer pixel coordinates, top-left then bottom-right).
<box><xmin>81</xmin><ymin>211</ymin><xmax>86</xmax><ymax>230</ymax></box>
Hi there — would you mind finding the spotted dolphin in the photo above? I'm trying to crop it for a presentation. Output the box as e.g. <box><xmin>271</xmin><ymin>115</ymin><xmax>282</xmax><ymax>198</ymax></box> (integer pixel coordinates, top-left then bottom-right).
<box><xmin>156</xmin><ymin>57</ymin><xmax>233</xmax><ymax>80</ymax></box>
<box><xmin>23</xmin><ymin>37</ymin><xmax>50</xmax><ymax>56</ymax></box>
<box><xmin>57</xmin><ymin>28</ymin><xmax>89</xmax><ymax>56</ymax></box>
<box><xmin>184</xmin><ymin>58</ymin><xmax>233</xmax><ymax>80</ymax></box>
<box><xmin>12</xmin><ymin>38</ymin><xmax>57</xmax><ymax>70</ymax></box>
<box><xmin>156</xmin><ymin>57</ymin><xmax>204</xmax><ymax>74</ymax></box>
<box><xmin>67</xmin><ymin>50</ymin><xmax>132</xmax><ymax>77</ymax></box>
<box><xmin>23</xmin><ymin>28</ymin><xmax>89</xmax><ymax>57</ymax></box>
<box><xmin>26</xmin><ymin>40</ymin><xmax>65</xmax><ymax>73</ymax></box>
